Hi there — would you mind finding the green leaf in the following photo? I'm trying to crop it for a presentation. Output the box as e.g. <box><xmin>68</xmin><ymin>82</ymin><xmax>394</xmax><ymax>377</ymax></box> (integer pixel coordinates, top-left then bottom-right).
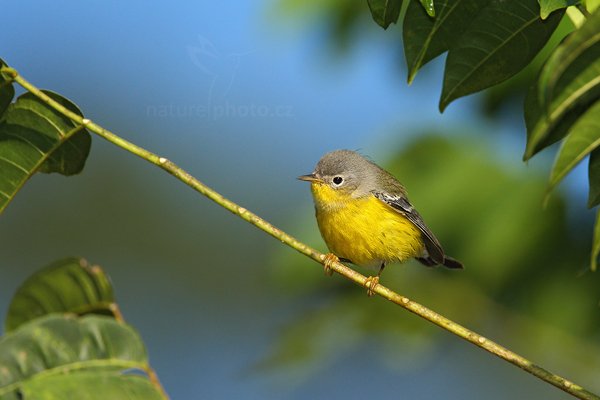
<box><xmin>439</xmin><ymin>0</ymin><xmax>563</xmax><ymax>111</ymax></box>
<box><xmin>0</xmin><ymin>60</ymin><xmax>14</xmax><ymax>116</ymax></box>
<box><xmin>523</xmin><ymin>81</ymin><xmax>593</xmax><ymax>159</ymax></box>
<box><xmin>539</xmin><ymin>0</ymin><xmax>580</xmax><ymax>19</ymax></box>
<box><xmin>524</xmin><ymin>9</ymin><xmax>600</xmax><ymax>159</ymax></box>
<box><xmin>589</xmin><ymin>147</ymin><xmax>600</xmax><ymax>207</ymax></box>
<box><xmin>480</xmin><ymin>14</ymin><xmax>575</xmax><ymax>116</ymax></box>
<box><xmin>419</xmin><ymin>0</ymin><xmax>435</xmax><ymax>17</ymax></box>
<box><xmin>0</xmin><ymin>91</ymin><xmax>91</xmax><ymax>215</ymax></box>
<box><xmin>586</xmin><ymin>0</ymin><xmax>600</xmax><ymax>12</ymax></box>
<box><xmin>0</xmin><ymin>315</ymin><xmax>150</xmax><ymax>398</ymax></box>
<box><xmin>592</xmin><ymin>208</ymin><xmax>600</xmax><ymax>271</ymax></box>
<box><xmin>5</xmin><ymin>258</ymin><xmax>118</xmax><ymax>333</ymax></box>
<box><xmin>403</xmin><ymin>0</ymin><xmax>488</xmax><ymax>84</ymax></box>
<box><xmin>16</xmin><ymin>372</ymin><xmax>165</xmax><ymax>400</ymax></box>
<box><xmin>539</xmin><ymin>8</ymin><xmax>600</xmax><ymax>109</ymax></box>
<box><xmin>548</xmin><ymin>100</ymin><xmax>600</xmax><ymax>193</ymax></box>
<box><xmin>367</xmin><ymin>0</ymin><xmax>403</xmax><ymax>29</ymax></box>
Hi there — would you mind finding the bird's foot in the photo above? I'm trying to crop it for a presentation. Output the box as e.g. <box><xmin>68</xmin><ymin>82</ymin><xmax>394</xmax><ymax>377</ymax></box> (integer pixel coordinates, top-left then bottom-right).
<box><xmin>322</xmin><ymin>253</ymin><xmax>339</xmax><ymax>276</ymax></box>
<box><xmin>364</xmin><ymin>275</ymin><xmax>380</xmax><ymax>297</ymax></box>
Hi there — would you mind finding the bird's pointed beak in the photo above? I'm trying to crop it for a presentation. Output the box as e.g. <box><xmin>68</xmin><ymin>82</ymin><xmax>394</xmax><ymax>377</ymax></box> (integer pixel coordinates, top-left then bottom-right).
<box><xmin>297</xmin><ymin>173</ymin><xmax>322</xmax><ymax>183</ymax></box>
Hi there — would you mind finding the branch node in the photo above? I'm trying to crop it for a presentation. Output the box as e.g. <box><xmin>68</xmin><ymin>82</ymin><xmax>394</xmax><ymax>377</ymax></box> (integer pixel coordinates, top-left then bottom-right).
<box><xmin>0</xmin><ymin>67</ymin><xmax>18</xmax><ymax>79</ymax></box>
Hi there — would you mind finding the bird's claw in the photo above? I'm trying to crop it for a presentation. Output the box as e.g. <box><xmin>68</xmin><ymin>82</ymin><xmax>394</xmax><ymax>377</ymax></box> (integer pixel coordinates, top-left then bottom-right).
<box><xmin>322</xmin><ymin>253</ymin><xmax>339</xmax><ymax>276</ymax></box>
<box><xmin>365</xmin><ymin>276</ymin><xmax>379</xmax><ymax>297</ymax></box>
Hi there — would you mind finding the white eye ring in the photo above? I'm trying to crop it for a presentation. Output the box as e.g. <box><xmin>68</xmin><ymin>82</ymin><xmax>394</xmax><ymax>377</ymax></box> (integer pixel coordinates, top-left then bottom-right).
<box><xmin>332</xmin><ymin>176</ymin><xmax>343</xmax><ymax>185</ymax></box>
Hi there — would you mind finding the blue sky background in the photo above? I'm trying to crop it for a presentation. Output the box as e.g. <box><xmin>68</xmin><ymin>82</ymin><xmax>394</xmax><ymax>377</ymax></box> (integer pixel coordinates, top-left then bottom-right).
<box><xmin>0</xmin><ymin>1</ymin><xmax>594</xmax><ymax>399</ymax></box>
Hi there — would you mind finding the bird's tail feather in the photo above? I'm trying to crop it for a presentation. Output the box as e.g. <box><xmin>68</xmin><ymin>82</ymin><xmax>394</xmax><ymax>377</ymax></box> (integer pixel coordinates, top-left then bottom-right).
<box><xmin>416</xmin><ymin>255</ymin><xmax>463</xmax><ymax>269</ymax></box>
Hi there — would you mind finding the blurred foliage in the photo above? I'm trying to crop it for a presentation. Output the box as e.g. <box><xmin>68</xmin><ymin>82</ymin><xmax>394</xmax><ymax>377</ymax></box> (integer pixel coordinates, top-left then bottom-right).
<box><xmin>273</xmin><ymin>0</ymin><xmax>374</xmax><ymax>53</ymax></box>
<box><xmin>266</xmin><ymin>133</ymin><xmax>600</xmax><ymax>387</ymax></box>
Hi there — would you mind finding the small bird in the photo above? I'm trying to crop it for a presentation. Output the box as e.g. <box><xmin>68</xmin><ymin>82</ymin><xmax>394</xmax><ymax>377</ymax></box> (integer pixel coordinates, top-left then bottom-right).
<box><xmin>299</xmin><ymin>149</ymin><xmax>462</xmax><ymax>295</ymax></box>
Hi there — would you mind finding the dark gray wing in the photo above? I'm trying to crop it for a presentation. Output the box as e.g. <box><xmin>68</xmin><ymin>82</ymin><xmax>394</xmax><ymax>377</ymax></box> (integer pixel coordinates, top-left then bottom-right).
<box><xmin>373</xmin><ymin>192</ymin><xmax>445</xmax><ymax>264</ymax></box>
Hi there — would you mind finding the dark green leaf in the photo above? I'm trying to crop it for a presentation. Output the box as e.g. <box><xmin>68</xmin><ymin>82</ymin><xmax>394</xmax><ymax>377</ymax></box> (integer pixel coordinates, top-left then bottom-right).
<box><xmin>0</xmin><ymin>315</ymin><xmax>149</xmax><ymax>398</ymax></box>
<box><xmin>0</xmin><ymin>59</ymin><xmax>14</xmax><ymax>116</ymax></box>
<box><xmin>592</xmin><ymin>208</ymin><xmax>600</xmax><ymax>271</ymax></box>
<box><xmin>481</xmin><ymin>15</ymin><xmax>575</xmax><ymax>116</ymax></box>
<box><xmin>17</xmin><ymin>372</ymin><xmax>165</xmax><ymax>400</ymax></box>
<box><xmin>419</xmin><ymin>0</ymin><xmax>435</xmax><ymax>17</ymax></box>
<box><xmin>440</xmin><ymin>0</ymin><xmax>563</xmax><ymax>111</ymax></box>
<box><xmin>524</xmin><ymin>82</ymin><xmax>592</xmax><ymax>159</ymax></box>
<box><xmin>548</xmin><ymin>100</ymin><xmax>600</xmax><ymax>193</ymax></box>
<box><xmin>524</xmin><ymin>9</ymin><xmax>600</xmax><ymax>159</ymax></box>
<box><xmin>403</xmin><ymin>0</ymin><xmax>488</xmax><ymax>83</ymax></box>
<box><xmin>540</xmin><ymin>8</ymin><xmax>600</xmax><ymax>110</ymax></box>
<box><xmin>0</xmin><ymin>91</ymin><xmax>91</xmax><ymax>214</ymax></box>
<box><xmin>588</xmin><ymin>148</ymin><xmax>600</xmax><ymax>207</ymax></box>
<box><xmin>6</xmin><ymin>258</ymin><xmax>118</xmax><ymax>333</ymax></box>
<box><xmin>539</xmin><ymin>0</ymin><xmax>580</xmax><ymax>19</ymax></box>
<box><xmin>367</xmin><ymin>0</ymin><xmax>403</xmax><ymax>29</ymax></box>
<box><xmin>10</xmin><ymin>92</ymin><xmax>91</xmax><ymax>175</ymax></box>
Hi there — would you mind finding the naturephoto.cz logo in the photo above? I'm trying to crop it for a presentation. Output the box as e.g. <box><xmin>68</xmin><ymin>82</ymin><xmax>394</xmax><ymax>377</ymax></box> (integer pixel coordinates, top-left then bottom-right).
<box><xmin>146</xmin><ymin>35</ymin><xmax>294</xmax><ymax>120</ymax></box>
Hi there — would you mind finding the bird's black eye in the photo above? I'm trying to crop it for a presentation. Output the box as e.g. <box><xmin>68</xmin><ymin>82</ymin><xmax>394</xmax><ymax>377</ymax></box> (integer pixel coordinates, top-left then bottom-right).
<box><xmin>332</xmin><ymin>176</ymin><xmax>343</xmax><ymax>185</ymax></box>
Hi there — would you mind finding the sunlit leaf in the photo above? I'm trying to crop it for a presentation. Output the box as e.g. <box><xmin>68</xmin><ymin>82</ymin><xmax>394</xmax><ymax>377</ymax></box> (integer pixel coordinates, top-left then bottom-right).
<box><xmin>539</xmin><ymin>0</ymin><xmax>580</xmax><ymax>19</ymax></box>
<box><xmin>5</xmin><ymin>258</ymin><xmax>118</xmax><ymax>333</ymax></box>
<box><xmin>16</xmin><ymin>372</ymin><xmax>165</xmax><ymax>400</ymax></box>
<box><xmin>592</xmin><ymin>208</ymin><xmax>600</xmax><ymax>271</ymax></box>
<box><xmin>367</xmin><ymin>0</ymin><xmax>403</xmax><ymax>29</ymax></box>
<box><xmin>440</xmin><ymin>0</ymin><xmax>562</xmax><ymax>111</ymax></box>
<box><xmin>586</xmin><ymin>0</ymin><xmax>600</xmax><ymax>12</ymax></box>
<box><xmin>525</xmin><ymin>9</ymin><xmax>600</xmax><ymax>159</ymax></box>
<box><xmin>547</xmin><ymin>101</ymin><xmax>600</xmax><ymax>194</ymax></box>
<box><xmin>403</xmin><ymin>0</ymin><xmax>488</xmax><ymax>84</ymax></box>
<box><xmin>0</xmin><ymin>315</ymin><xmax>150</xmax><ymax>399</ymax></box>
<box><xmin>589</xmin><ymin>148</ymin><xmax>600</xmax><ymax>208</ymax></box>
<box><xmin>524</xmin><ymin>82</ymin><xmax>590</xmax><ymax>160</ymax></box>
<box><xmin>419</xmin><ymin>0</ymin><xmax>435</xmax><ymax>17</ymax></box>
<box><xmin>539</xmin><ymin>8</ymin><xmax>600</xmax><ymax>111</ymax></box>
<box><xmin>0</xmin><ymin>91</ymin><xmax>91</xmax><ymax>214</ymax></box>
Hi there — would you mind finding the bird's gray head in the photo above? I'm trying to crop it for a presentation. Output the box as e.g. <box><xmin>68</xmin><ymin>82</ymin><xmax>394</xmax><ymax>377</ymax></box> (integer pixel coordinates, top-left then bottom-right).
<box><xmin>299</xmin><ymin>149</ymin><xmax>381</xmax><ymax>196</ymax></box>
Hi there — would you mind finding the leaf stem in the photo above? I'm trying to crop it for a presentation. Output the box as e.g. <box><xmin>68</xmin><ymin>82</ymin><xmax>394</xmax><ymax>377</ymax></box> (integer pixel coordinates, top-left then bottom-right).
<box><xmin>144</xmin><ymin>366</ymin><xmax>170</xmax><ymax>399</ymax></box>
<box><xmin>3</xmin><ymin>65</ymin><xmax>600</xmax><ymax>400</ymax></box>
<box><xmin>577</xmin><ymin>3</ymin><xmax>592</xmax><ymax>17</ymax></box>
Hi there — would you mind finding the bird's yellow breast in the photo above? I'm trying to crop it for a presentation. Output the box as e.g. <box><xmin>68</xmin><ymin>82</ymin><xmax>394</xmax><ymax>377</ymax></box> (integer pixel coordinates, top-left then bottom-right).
<box><xmin>310</xmin><ymin>183</ymin><xmax>425</xmax><ymax>268</ymax></box>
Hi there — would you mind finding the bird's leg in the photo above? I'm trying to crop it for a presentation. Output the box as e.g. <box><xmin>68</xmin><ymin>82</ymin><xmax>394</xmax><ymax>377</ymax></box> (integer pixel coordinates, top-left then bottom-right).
<box><xmin>365</xmin><ymin>263</ymin><xmax>385</xmax><ymax>296</ymax></box>
<box><xmin>322</xmin><ymin>253</ymin><xmax>340</xmax><ymax>276</ymax></box>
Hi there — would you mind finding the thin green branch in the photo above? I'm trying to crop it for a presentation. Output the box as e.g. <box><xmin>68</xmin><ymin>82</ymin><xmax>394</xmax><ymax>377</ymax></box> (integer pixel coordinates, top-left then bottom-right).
<box><xmin>3</xmin><ymin>65</ymin><xmax>599</xmax><ymax>400</ymax></box>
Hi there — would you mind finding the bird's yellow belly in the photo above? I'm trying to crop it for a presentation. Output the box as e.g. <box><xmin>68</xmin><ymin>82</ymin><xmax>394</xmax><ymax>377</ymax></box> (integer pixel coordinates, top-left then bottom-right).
<box><xmin>312</xmin><ymin>184</ymin><xmax>424</xmax><ymax>268</ymax></box>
